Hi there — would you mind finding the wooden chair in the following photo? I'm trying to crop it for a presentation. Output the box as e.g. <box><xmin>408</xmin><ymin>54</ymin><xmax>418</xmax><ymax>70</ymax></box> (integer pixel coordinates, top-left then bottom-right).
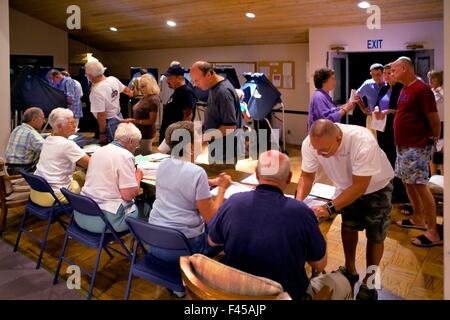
<box><xmin>180</xmin><ymin>255</ymin><xmax>291</xmax><ymax>300</ymax></box>
<box><xmin>0</xmin><ymin>158</ymin><xmax>29</xmax><ymax>234</ymax></box>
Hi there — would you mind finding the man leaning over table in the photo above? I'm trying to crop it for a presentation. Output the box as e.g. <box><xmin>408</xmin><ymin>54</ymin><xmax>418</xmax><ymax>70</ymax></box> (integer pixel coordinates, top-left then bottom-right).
<box><xmin>296</xmin><ymin>119</ymin><xmax>393</xmax><ymax>301</ymax></box>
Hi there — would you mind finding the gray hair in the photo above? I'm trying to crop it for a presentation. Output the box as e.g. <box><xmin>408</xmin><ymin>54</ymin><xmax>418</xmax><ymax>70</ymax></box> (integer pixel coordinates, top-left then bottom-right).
<box><xmin>22</xmin><ymin>107</ymin><xmax>43</xmax><ymax>123</ymax></box>
<box><xmin>170</xmin><ymin>60</ymin><xmax>181</xmax><ymax>67</ymax></box>
<box><xmin>114</xmin><ymin>123</ymin><xmax>142</xmax><ymax>144</ymax></box>
<box><xmin>310</xmin><ymin>119</ymin><xmax>340</xmax><ymax>139</ymax></box>
<box><xmin>192</xmin><ymin>61</ymin><xmax>214</xmax><ymax>76</ymax></box>
<box><xmin>48</xmin><ymin>108</ymin><xmax>74</xmax><ymax>129</ymax></box>
<box><xmin>85</xmin><ymin>60</ymin><xmax>106</xmax><ymax>78</ymax></box>
<box><xmin>256</xmin><ymin>150</ymin><xmax>291</xmax><ymax>182</ymax></box>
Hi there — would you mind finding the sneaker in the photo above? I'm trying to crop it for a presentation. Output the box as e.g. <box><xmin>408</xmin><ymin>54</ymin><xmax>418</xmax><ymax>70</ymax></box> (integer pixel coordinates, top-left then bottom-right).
<box><xmin>355</xmin><ymin>284</ymin><xmax>378</xmax><ymax>300</ymax></box>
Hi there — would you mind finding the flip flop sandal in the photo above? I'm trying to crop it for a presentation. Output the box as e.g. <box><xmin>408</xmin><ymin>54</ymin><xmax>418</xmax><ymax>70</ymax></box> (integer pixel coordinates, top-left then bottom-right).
<box><xmin>411</xmin><ymin>234</ymin><xmax>443</xmax><ymax>247</ymax></box>
<box><xmin>396</xmin><ymin>219</ymin><xmax>427</xmax><ymax>230</ymax></box>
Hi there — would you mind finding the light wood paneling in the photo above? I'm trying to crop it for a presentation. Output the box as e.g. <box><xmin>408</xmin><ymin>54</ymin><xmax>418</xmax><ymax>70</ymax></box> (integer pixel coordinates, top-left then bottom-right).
<box><xmin>9</xmin><ymin>0</ymin><xmax>443</xmax><ymax>50</ymax></box>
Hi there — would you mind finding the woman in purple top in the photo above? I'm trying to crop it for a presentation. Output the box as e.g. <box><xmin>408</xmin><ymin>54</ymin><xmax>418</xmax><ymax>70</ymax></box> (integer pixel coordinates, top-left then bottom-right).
<box><xmin>307</xmin><ymin>68</ymin><xmax>359</xmax><ymax>131</ymax></box>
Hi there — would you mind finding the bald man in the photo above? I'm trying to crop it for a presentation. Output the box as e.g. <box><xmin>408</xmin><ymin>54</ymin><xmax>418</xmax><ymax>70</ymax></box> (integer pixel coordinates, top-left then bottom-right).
<box><xmin>296</xmin><ymin>119</ymin><xmax>394</xmax><ymax>300</ymax></box>
<box><xmin>5</xmin><ymin>107</ymin><xmax>45</xmax><ymax>174</ymax></box>
<box><xmin>208</xmin><ymin>150</ymin><xmax>352</xmax><ymax>300</ymax></box>
<box><xmin>390</xmin><ymin>56</ymin><xmax>442</xmax><ymax>248</ymax></box>
<box><xmin>190</xmin><ymin>61</ymin><xmax>243</xmax><ymax>166</ymax></box>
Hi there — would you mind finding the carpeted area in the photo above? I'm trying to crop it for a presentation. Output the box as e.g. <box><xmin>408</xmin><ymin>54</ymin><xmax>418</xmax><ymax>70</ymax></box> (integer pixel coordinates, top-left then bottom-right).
<box><xmin>0</xmin><ymin>240</ymin><xmax>83</xmax><ymax>300</ymax></box>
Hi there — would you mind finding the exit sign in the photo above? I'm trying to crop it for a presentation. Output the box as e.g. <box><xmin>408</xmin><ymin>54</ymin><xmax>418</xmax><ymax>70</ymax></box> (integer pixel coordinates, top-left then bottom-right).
<box><xmin>367</xmin><ymin>39</ymin><xmax>383</xmax><ymax>49</ymax></box>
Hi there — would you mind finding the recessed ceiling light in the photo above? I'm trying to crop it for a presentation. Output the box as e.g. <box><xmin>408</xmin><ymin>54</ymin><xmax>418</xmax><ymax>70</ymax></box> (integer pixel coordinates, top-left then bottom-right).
<box><xmin>110</xmin><ymin>27</ymin><xmax>118</xmax><ymax>32</ymax></box>
<box><xmin>167</xmin><ymin>20</ymin><xmax>176</xmax><ymax>27</ymax></box>
<box><xmin>245</xmin><ymin>12</ymin><xmax>256</xmax><ymax>18</ymax></box>
<box><xmin>358</xmin><ymin>1</ymin><xmax>371</xmax><ymax>9</ymax></box>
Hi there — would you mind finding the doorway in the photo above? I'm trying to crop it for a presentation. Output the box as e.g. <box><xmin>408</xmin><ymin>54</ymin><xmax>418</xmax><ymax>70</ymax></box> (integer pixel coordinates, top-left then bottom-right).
<box><xmin>328</xmin><ymin>49</ymin><xmax>434</xmax><ymax>126</ymax></box>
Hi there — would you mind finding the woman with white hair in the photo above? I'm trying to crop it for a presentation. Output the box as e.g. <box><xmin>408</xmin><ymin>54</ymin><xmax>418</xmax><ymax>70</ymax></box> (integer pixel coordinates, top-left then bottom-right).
<box><xmin>74</xmin><ymin>123</ymin><xmax>143</xmax><ymax>233</ymax></box>
<box><xmin>122</xmin><ymin>74</ymin><xmax>160</xmax><ymax>155</ymax></box>
<box><xmin>84</xmin><ymin>60</ymin><xmax>133</xmax><ymax>145</ymax></box>
<box><xmin>31</xmin><ymin>108</ymin><xmax>90</xmax><ymax>206</ymax></box>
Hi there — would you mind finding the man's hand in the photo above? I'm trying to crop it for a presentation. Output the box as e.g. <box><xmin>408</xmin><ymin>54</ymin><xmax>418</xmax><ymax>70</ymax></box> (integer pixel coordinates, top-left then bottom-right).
<box><xmin>217</xmin><ymin>173</ymin><xmax>232</xmax><ymax>190</ymax></box>
<box><xmin>311</xmin><ymin>205</ymin><xmax>330</xmax><ymax>221</ymax></box>
<box><xmin>135</xmin><ymin>168</ymin><xmax>144</xmax><ymax>181</ymax></box>
<box><xmin>123</xmin><ymin>87</ymin><xmax>134</xmax><ymax>98</ymax></box>
<box><xmin>99</xmin><ymin>133</ymin><xmax>108</xmax><ymax>145</ymax></box>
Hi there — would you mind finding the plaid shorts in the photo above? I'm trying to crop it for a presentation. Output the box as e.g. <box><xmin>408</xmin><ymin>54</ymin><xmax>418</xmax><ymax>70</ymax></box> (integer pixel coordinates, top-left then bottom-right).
<box><xmin>341</xmin><ymin>182</ymin><xmax>393</xmax><ymax>243</ymax></box>
<box><xmin>395</xmin><ymin>145</ymin><xmax>432</xmax><ymax>184</ymax></box>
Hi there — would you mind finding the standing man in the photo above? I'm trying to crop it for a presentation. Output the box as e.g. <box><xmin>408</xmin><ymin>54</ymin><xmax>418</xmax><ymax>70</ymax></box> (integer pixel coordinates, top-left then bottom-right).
<box><xmin>5</xmin><ymin>107</ymin><xmax>45</xmax><ymax>175</ymax></box>
<box><xmin>355</xmin><ymin>63</ymin><xmax>385</xmax><ymax>133</ymax></box>
<box><xmin>84</xmin><ymin>60</ymin><xmax>133</xmax><ymax>144</ymax></box>
<box><xmin>158</xmin><ymin>64</ymin><xmax>196</xmax><ymax>144</ymax></box>
<box><xmin>391</xmin><ymin>57</ymin><xmax>442</xmax><ymax>247</ymax></box>
<box><xmin>48</xmin><ymin>69</ymin><xmax>83</xmax><ymax>127</ymax></box>
<box><xmin>296</xmin><ymin>119</ymin><xmax>394</xmax><ymax>300</ymax></box>
<box><xmin>189</xmin><ymin>61</ymin><xmax>243</xmax><ymax>165</ymax></box>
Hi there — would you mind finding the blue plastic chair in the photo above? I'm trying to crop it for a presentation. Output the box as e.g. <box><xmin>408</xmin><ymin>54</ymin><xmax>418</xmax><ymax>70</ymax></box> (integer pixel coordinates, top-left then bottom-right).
<box><xmin>14</xmin><ymin>170</ymin><xmax>72</xmax><ymax>269</ymax></box>
<box><xmin>53</xmin><ymin>188</ymin><xmax>132</xmax><ymax>300</ymax></box>
<box><xmin>124</xmin><ymin>216</ymin><xmax>193</xmax><ymax>300</ymax></box>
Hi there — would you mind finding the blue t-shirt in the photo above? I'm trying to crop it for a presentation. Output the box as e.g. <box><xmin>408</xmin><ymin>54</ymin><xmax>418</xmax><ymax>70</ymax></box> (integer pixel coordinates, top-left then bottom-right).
<box><xmin>208</xmin><ymin>184</ymin><xmax>326</xmax><ymax>300</ymax></box>
<box><xmin>357</xmin><ymin>79</ymin><xmax>384</xmax><ymax>112</ymax></box>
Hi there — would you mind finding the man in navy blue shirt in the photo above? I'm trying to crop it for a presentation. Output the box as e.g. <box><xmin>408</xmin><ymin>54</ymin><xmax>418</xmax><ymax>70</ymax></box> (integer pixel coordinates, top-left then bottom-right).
<box><xmin>208</xmin><ymin>150</ymin><xmax>352</xmax><ymax>300</ymax></box>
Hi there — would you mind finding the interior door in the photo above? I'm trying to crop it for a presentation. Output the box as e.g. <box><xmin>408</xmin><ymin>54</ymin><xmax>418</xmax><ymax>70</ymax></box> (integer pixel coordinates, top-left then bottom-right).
<box><xmin>327</xmin><ymin>51</ymin><xmax>349</xmax><ymax>105</ymax></box>
<box><xmin>415</xmin><ymin>49</ymin><xmax>434</xmax><ymax>82</ymax></box>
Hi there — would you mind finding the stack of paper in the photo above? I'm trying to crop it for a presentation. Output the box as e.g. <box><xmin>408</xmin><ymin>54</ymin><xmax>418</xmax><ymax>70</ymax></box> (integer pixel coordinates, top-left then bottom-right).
<box><xmin>240</xmin><ymin>174</ymin><xmax>259</xmax><ymax>186</ymax></box>
<box><xmin>210</xmin><ymin>182</ymin><xmax>254</xmax><ymax>199</ymax></box>
<box><xmin>309</xmin><ymin>183</ymin><xmax>336</xmax><ymax>200</ymax></box>
<box><xmin>303</xmin><ymin>195</ymin><xmax>328</xmax><ymax>208</ymax></box>
<box><xmin>148</xmin><ymin>153</ymin><xmax>171</xmax><ymax>161</ymax></box>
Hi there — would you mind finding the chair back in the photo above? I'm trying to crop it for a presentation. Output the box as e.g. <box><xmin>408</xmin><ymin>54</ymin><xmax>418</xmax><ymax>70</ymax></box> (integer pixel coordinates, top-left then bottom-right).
<box><xmin>20</xmin><ymin>170</ymin><xmax>55</xmax><ymax>195</ymax></box>
<box><xmin>60</xmin><ymin>188</ymin><xmax>104</xmax><ymax>217</ymax></box>
<box><xmin>179</xmin><ymin>255</ymin><xmax>292</xmax><ymax>300</ymax></box>
<box><xmin>125</xmin><ymin>216</ymin><xmax>192</xmax><ymax>252</ymax></box>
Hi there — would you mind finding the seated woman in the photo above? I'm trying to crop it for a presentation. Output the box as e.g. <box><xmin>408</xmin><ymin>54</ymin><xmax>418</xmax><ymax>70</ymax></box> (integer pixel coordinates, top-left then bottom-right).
<box><xmin>74</xmin><ymin>123</ymin><xmax>143</xmax><ymax>233</ymax></box>
<box><xmin>148</xmin><ymin>121</ymin><xmax>231</xmax><ymax>263</ymax></box>
<box><xmin>122</xmin><ymin>74</ymin><xmax>160</xmax><ymax>155</ymax></box>
<box><xmin>31</xmin><ymin>108</ymin><xmax>90</xmax><ymax>207</ymax></box>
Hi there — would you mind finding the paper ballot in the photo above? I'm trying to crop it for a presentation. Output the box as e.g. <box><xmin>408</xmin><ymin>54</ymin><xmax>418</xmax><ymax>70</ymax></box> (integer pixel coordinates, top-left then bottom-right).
<box><xmin>303</xmin><ymin>195</ymin><xmax>328</xmax><ymax>208</ymax></box>
<box><xmin>309</xmin><ymin>183</ymin><xmax>336</xmax><ymax>200</ymax></box>
<box><xmin>210</xmin><ymin>182</ymin><xmax>254</xmax><ymax>199</ymax></box>
<box><xmin>347</xmin><ymin>89</ymin><xmax>357</xmax><ymax>115</ymax></box>
<box><xmin>370</xmin><ymin>114</ymin><xmax>387</xmax><ymax>132</ymax></box>
<box><xmin>240</xmin><ymin>174</ymin><xmax>259</xmax><ymax>186</ymax></box>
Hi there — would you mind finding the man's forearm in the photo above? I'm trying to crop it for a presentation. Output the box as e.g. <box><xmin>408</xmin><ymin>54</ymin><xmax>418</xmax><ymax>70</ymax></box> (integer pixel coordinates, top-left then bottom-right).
<box><xmin>331</xmin><ymin>184</ymin><xmax>366</xmax><ymax>211</ymax></box>
<box><xmin>97</xmin><ymin>112</ymin><xmax>107</xmax><ymax>132</ymax></box>
<box><xmin>296</xmin><ymin>175</ymin><xmax>314</xmax><ymax>200</ymax></box>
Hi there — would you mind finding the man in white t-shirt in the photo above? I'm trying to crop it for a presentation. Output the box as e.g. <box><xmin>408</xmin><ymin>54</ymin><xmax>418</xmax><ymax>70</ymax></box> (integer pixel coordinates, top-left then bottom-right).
<box><xmin>74</xmin><ymin>123</ymin><xmax>143</xmax><ymax>233</ymax></box>
<box><xmin>296</xmin><ymin>119</ymin><xmax>394</xmax><ymax>301</ymax></box>
<box><xmin>85</xmin><ymin>60</ymin><xmax>133</xmax><ymax>144</ymax></box>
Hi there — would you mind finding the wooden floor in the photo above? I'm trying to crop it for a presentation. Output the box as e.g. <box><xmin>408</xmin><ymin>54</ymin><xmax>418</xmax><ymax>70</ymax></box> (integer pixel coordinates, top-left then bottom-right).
<box><xmin>0</xmin><ymin>143</ymin><xmax>444</xmax><ymax>300</ymax></box>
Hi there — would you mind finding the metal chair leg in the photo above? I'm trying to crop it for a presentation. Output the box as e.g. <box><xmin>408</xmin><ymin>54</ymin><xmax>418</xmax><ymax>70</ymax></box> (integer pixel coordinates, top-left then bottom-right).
<box><xmin>53</xmin><ymin>231</ymin><xmax>70</xmax><ymax>284</ymax></box>
<box><xmin>13</xmin><ymin>210</ymin><xmax>28</xmax><ymax>252</ymax></box>
<box><xmin>87</xmin><ymin>243</ymin><xmax>103</xmax><ymax>300</ymax></box>
<box><xmin>36</xmin><ymin>215</ymin><xmax>53</xmax><ymax>269</ymax></box>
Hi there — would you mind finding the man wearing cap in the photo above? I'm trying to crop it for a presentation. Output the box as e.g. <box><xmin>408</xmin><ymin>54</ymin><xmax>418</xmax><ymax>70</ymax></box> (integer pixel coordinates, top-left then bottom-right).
<box><xmin>158</xmin><ymin>64</ymin><xmax>196</xmax><ymax>144</ymax></box>
<box><xmin>355</xmin><ymin>63</ymin><xmax>385</xmax><ymax>135</ymax></box>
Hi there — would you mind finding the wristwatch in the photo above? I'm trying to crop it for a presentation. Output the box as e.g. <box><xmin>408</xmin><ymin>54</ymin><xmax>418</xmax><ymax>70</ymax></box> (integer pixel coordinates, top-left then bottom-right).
<box><xmin>324</xmin><ymin>201</ymin><xmax>337</xmax><ymax>215</ymax></box>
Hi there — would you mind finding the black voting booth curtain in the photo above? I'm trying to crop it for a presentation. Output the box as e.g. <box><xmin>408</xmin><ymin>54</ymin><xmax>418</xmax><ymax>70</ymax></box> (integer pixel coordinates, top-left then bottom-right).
<box><xmin>11</xmin><ymin>65</ymin><xmax>67</xmax><ymax>117</ymax></box>
<box><xmin>240</xmin><ymin>73</ymin><xmax>282</xmax><ymax>121</ymax></box>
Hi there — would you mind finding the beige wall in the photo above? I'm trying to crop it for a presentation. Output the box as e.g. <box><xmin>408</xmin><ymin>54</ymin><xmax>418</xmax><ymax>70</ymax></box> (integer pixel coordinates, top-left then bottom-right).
<box><xmin>104</xmin><ymin>43</ymin><xmax>310</xmax><ymax>144</ymax></box>
<box><xmin>68</xmin><ymin>38</ymin><xmax>106</xmax><ymax>76</ymax></box>
<box><xmin>1</xmin><ymin>1</ymin><xmax>10</xmax><ymax>156</ymax></box>
<box><xmin>9</xmin><ymin>8</ymin><xmax>68</xmax><ymax>69</ymax></box>
<box><xmin>309</xmin><ymin>20</ymin><xmax>444</xmax><ymax>94</ymax></box>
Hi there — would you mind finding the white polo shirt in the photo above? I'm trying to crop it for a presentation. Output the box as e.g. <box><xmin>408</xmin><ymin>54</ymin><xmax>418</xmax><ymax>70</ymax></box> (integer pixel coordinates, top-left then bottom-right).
<box><xmin>81</xmin><ymin>143</ymin><xmax>138</xmax><ymax>214</ymax></box>
<box><xmin>301</xmin><ymin>123</ymin><xmax>394</xmax><ymax>196</ymax></box>
<box><xmin>89</xmin><ymin>76</ymin><xmax>125</xmax><ymax>119</ymax></box>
